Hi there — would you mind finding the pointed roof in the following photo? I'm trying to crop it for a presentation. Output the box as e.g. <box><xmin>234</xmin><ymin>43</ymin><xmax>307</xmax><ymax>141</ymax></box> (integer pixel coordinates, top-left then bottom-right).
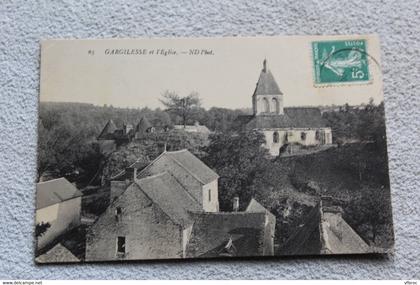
<box><xmin>253</xmin><ymin>59</ymin><xmax>282</xmax><ymax>96</ymax></box>
<box><xmin>98</xmin><ymin>119</ymin><xmax>117</xmax><ymax>139</ymax></box>
<box><xmin>35</xmin><ymin>243</ymin><xmax>79</xmax><ymax>263</ymax></box>
<box><xmin>136</xmin><ymin>117</ymin><xmax>152</xmax><ymax>133</ymax></box>
<box><xmin>36</xmin><ymin>178</ymin><xmax>82</xmax><ymax>209</ymax></box>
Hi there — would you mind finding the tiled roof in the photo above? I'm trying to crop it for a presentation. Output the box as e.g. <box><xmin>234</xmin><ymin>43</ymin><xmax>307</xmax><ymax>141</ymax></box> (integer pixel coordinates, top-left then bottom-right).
<box><xmin>173</xmin><ymin>125</ymin><xmax>211</xmax><ymax>134</ymax></box>
<box><xmin>35</xmin><ymin>243</ymin><xmax>79</xmax><ymax>263</ymax></box>
<box><xmin>253</xmin><ymin>62</ymin><xmax>282</xmax><ymax>96</ymax></box>
<box><xmin>246</xmin><ymin>198</ymin><xmax>272</xmax><ymax>215</ymax></box>
<box><xmin>165</xmin><ymin>150</ymin><xmax>218</xmax><ymax>184</ymax></box>
<box><xmin>138</xmin><ymin>150</ymin><xmax>219</xmax><ymax>185</ymax></box>
<box><xmin>136</xmin><ymin>172</ymin><xmax>201</xmax><ymax>227</ymax></box>
<box><xmin>279</xmin><ymin>204</ymin><xmax>370</xmax><ymax>255</ymax></box>
<box><xmin>36</xmin><ymin>178</ymin><xmax>82</xmax><ymax>209</ymax></box>
<box><xmin>98</xmin><ymin>119</ymin><xmax>117</xmax><ymax>139</ymax></box>
<box><xmin>242</xmin><ymin>107</ymin><xmax>327</xmax><ymax>129</ymax></box>
<box><xmin>186</xmin><ymin>211</ymin><xmax>267</xmax><ymax>258</ymax></box>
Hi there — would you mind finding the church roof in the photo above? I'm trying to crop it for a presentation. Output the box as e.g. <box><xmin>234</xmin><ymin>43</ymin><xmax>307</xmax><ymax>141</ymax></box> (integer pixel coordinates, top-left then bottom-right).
<box><xmin>253</xmin><ymin>59</ymin><xmax>282</xmax><ymax>96</ymax></box>
<box><xmin>241</xmin><ymin>107</ymin><xmax>328</xmax><ymax>129</ymax></box>
<box><xmin>98</xmin><ymin>119</ymin><xmax>117</xmax><ymax>139</ymax></box>
<box><xmin>36</xmin><ymin>178</ymin><xmax>82</xmax><ymax>209</ymax></box>
<box><xmin>136</xmin><ymin>172</ymin><xmax>201</xmax><ymax>227</ymax></box>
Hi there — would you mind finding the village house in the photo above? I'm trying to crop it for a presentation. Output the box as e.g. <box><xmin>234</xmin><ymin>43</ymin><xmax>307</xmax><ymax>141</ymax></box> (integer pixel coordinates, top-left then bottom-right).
<box><xmin>36</xmin><ymin>178</ymin><xmax>82</xmax><ymax>250</ymax></box>
<box><xmin>279</xmin><ymin>197</ymin><xmax>370</xmax><ymax>255</ymax></box>
<box><xmin>173</xmin><ymin>121</ymin><xmax>211</xmax><ymax>135</ymax></box>
<box><xmin>238</xmin><ymin>59</ymin><xmax>333</xmax><ymax>156</ymax></box>
<box><xmin>85</xmin><ymin>149</ymin><xmax>276</xmax><ymax>261</ymax></box>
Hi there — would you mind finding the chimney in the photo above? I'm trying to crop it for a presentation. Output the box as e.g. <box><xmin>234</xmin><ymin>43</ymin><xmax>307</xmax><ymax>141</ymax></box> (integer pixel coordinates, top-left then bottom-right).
<box><xmin>232</xmin><ymin>196</ymin><xmax>239</xmax><ymax>212</ymax></box>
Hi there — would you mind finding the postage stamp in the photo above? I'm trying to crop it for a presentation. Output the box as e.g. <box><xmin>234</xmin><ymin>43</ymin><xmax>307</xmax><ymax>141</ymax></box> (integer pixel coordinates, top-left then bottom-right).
<box><xmin>312</xmin><ymin>39</ymin><xmax>370</xmax><ymax>85</ymax></box>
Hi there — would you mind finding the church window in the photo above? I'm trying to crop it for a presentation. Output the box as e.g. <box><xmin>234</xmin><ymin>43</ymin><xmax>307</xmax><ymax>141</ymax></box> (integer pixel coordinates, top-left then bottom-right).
<box><xmin>263</xmin><ymin>97</ymin><xmax>270</xmax><ymax>113</ymax></box>
<box><xmin>273</xmin><ymin>131</ymin><xmax>279</xmax><ymax>143</ymax></box>
<box><xmin>116</xmin><ymin>236</ymin><xmax>126</xmax><ymax>256</ymax></box>
<box><xmin>208</xmin><ymin>189</ymin><xmax>211</xmax><ymax>202</ymax></box>
<box><xmin>315</xmin><ymin>130</ymin><xmax>320</xmax><ymax>140</ymax></box>
<box><xmin>272</xmin><ymin>98</ymin><xmax>280</xmax><ymax>114</ymax></box>
<box><xmin>301</xmin><ymin>132</ymin><xmax>306</xmax><ymax>141</ymax></box>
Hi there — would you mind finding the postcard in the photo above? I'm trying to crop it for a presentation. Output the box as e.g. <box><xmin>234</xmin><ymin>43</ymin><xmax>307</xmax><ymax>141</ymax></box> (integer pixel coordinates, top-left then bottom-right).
<box><xmin>36</xmin><ymin>35</ymin><xmax>393</xmax><ymax>263</ymax></box>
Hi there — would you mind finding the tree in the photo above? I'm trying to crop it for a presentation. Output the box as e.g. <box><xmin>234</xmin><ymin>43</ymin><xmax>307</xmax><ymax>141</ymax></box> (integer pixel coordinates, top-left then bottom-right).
<box><xmin>203</xmin><ymin>130</ymin><xmax>270</xmax><ymax>210</ymax></box>
<box><xmin>35</xmin><ymin>222</ymin><xmax>51</xmax><ymax>237</ymax></box>
<box><xmin>160</xmin><ymin>91</ymin><xmax>201</xmax><ymax>128</ymax></box>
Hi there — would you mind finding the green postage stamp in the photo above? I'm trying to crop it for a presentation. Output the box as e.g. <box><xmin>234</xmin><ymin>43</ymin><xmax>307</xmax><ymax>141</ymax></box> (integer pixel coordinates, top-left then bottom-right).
<box><xmin>312</xmin><ymin>39</ymin><xmax>370</xmax><ymax>85</ymax></box>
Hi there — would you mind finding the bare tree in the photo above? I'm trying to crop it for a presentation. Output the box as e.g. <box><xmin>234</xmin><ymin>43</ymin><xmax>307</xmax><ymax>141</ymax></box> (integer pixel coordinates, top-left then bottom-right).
<box><xmin>160</xmin><ymin>91</ymin><xmax>201</xmax><ymax>128</ymax></box>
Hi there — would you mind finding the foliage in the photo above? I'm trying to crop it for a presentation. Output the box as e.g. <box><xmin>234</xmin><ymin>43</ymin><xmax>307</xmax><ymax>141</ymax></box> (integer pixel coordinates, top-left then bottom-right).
<box><xmin>202</xmin><ymin>130</ymin><xmax>270</xmax><ymax>210</ymax></box>
<box><xmin>160</xmin><ymin>91</ymin><xmax>202</xmax><ymax>128</ymax></box>
<box><xmin>35</xmin><ymin>222</ymin><xmax>51</xmax><ymax>237</ymax></box>
<box><xmin>344</xmin><ymin>185</ymin><xmax>394</xmax><ymax>247</ymax></box>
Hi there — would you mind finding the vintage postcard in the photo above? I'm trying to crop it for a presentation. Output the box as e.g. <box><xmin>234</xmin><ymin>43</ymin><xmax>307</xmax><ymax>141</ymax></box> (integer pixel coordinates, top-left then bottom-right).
<box><xmin>36</xmin><ymin>35</ymin><xmax>394</xmax><ymax>263</ymax></box>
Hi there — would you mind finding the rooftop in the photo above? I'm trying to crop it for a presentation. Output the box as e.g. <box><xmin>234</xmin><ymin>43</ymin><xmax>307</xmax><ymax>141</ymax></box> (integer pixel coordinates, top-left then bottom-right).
<box><xmin>136</xmin><ymin>172</ymin><xmax>201</xmax><ymax>227</ymax></box>
<box><xmin>253</xmin><ymin>59</ymin><xmax>283</xmax><ymax>96</ymax></box>
<box><xmin>36</xmin><ymin>178</ymin><xmax>82</xmax><ymax>209</ymax></box>
<box><xmin>241</xmin><ymin>107</ymin><xmax>328</xmax><ymax>129</ymax></box>
<box><xmin>137</xmin><ymin>149</ymin><xmax>219</xmax><ymax>185</ymax></box>
<box><xmin>186</xmin><ymin>211</ymin><xmax>267</xmax><ymax>258</ymax></box>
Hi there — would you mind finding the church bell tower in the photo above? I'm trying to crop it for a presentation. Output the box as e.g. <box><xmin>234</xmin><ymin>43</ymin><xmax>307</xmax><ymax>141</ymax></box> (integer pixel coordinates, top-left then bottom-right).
<box><xmin>252</xmin><ymin>59</ymin><xmax>283</xmax><ymax>116</ymax></box>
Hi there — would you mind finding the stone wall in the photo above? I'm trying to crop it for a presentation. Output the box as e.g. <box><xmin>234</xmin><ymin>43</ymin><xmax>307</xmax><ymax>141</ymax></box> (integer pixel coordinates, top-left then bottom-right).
<box><xmin>201</xmin><ymin>180</ymin><xmax>219</xmax><ymax>212</ymax></box>
<box><xmin>86</xmin><ymin>184</ymin><xmax>183</xmax><ymax>261</ymax></box>
<box><xmin>263</xmin><ymin>127</ymin><xmax>333</xmax><ymax>156</ymax></box>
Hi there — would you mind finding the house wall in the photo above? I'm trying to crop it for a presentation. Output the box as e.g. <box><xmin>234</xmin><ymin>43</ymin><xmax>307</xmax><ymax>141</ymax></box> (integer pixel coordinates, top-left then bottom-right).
<box><xmin>36</xmin><ymin>197</ymin><xmax>81</xmax><ymax>250</ymax></box>
<box><xmin>263</xmin><ymin>212</ymin><xmax>276</xmax><ymax>256</ymax></box>
<box><xmin>86</xmin><ymin>184</ymin><xmax>184</xmax><ymax>261</ymax></box>
<box><xmin>201</xmin><ymin>180</ymin><xmax>219</xmax><ymax>212</ymax></box>
<box><xmin>262</xmin><ymin>127</ymin><xmax>333</xmax><ymax>156</ymax></box>
<box><xmin>182</xmin><ymin>225</ymin><xmax>193</xmax><ymax>258</ymax></box>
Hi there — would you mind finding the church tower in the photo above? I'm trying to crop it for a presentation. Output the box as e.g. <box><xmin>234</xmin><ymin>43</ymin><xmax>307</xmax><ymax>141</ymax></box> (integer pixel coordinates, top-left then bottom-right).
<box><xmin>252</xmin><ymin>59</ymin><xmax>283</xmax><ymax>115</ymax></box>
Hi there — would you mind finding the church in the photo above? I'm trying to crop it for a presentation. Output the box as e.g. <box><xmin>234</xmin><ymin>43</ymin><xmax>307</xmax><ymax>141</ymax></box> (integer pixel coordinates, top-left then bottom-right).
<box><xmin>239</xmin><ymin>59</ymin><xmax>333</xmax><ymax>156</ymax></box>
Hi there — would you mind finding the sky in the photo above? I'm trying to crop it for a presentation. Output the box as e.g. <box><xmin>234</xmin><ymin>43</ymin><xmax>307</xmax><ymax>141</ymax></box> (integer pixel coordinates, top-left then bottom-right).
<box><xmin>40</xmin><ymin>35</ymin><xmax>384</xmax><ymax>110</ymax></box>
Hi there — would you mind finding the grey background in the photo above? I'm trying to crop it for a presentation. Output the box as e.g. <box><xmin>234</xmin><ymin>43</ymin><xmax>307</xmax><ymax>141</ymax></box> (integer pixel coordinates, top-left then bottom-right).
<box><xmin>0</xmin><ymin>0</ymin><xmax>419</xmax><ymax>279</ymax></box>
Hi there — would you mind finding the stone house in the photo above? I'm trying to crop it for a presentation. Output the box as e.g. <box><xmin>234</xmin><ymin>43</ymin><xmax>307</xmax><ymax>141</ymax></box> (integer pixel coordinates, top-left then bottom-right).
<box><xmin>279</xmin><ymin>198</ymin><xmax>370</xmax><ymax>255</ymax></box>
<box><xmin>173</xmin><ymin>121</ymin><xmax>211</xmax><ymax>134</ymax></box>
<box><xmin>86</xmin><ymin>149</ymin><xmax>276</xmax><ymax>261</ymax></box>
<box><xmin>238</xmin><ymin>59</ymin><xmax>333</xmax><ymax>156</ymax></box>
<box><xmin>36</xmin><ymin>178</ymin><xmax>82</xmax><ymax>250</ymax></box>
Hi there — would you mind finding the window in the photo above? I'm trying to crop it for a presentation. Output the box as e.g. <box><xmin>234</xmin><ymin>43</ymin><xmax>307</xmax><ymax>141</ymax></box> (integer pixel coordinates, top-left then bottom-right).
<box><xmin>315</xmin><ymin>130</ymin><xmax>321</xmax><ymax>140</ymax></box>
<box><xmin>208</xmin><ymin>189</ymin><xmax>211</xmax><ymax>202</ymax></box>
<box><xmin>301</xmin><ymin>132</ymin><xmax>306</xmax><ymax>141</ymax></box>
<box><xmin>115</xmin><ymin>207</ymin><xmax>122</xmax><ymax>222</ymax></box>
<box><xmin>116</xmin><ymin>236</ymin><xmax>126</xmax><ymax>256</ymax></box>
<box><xmin>263</xmin><ymin>97</ymin><xmax>270</xmax><ymax>113</ymax></box>
<box><xmin>272</xmin><ymin>98</ymin><xmax>280</xmax><ymax>114</ymax></box>
<box><xmin>273</xmin><ymin>131</ymin><xmax>279</xmax><ymax>143</ymax></box>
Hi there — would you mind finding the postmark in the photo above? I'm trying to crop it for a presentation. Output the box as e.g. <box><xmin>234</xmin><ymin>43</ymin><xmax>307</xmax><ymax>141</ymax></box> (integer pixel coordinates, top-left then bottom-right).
<box><xmin>312</xmin><ymin>39</ymin><xmax>370</xmax><ymax>85</ymax></box>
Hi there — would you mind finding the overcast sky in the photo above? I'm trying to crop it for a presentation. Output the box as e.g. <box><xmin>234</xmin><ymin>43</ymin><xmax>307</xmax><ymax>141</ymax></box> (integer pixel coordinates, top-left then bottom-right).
<box><xmin>40</xmin><ymin>35</ymin><xmax>384</xmax><ymax>110</ymax></box>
